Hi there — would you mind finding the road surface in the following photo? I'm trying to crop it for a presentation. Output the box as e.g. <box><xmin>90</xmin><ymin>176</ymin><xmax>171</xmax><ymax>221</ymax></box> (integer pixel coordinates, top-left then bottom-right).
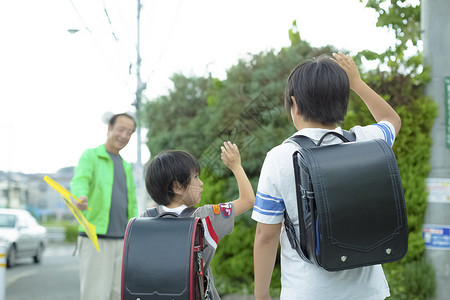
<box><xmin>5</xmin><ymin>243</ymin><xmax>79</xmax><ymax>300</ymax></box>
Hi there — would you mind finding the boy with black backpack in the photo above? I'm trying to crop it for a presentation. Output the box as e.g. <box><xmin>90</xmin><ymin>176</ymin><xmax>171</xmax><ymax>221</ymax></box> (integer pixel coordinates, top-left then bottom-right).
<box><xmin>252</xmin><ymin>52</ymin><xmax>401</xmax><ymax>300</ymax></box>
<box><xmin>141</xmin><ymin>141</ymin><xmax>254</xmax><ymax>299</ymax></box>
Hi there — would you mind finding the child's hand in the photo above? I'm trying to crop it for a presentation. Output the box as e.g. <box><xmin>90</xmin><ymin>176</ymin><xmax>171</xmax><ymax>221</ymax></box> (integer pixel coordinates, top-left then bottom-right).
<box><xmin>221</xmin><ymin>141</ymin><xmax>241</xmax><ymax>171</ymax></box>
<box><xmin>332</xmin><ymin>52</ymin><xmax>362</xmax><ymax>90</ymax></box>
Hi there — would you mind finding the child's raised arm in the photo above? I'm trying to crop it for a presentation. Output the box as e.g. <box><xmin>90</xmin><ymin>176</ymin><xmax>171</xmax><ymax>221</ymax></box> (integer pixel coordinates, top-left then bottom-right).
<box><xmin>332</xmin><ymin>52</ymin><xmax>401</xmax><ymax>136</ymax></box>
<box><xmin>221</xmin><ymin>141</ymin><xmax>255</xmax><ymax>216</ymax></box>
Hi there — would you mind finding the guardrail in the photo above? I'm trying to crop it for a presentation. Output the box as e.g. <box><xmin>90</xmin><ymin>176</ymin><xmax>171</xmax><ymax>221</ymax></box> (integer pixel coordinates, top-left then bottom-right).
<box><xmin>45</xmin><ymin>227</ymin><xmax>66</xmax><ymax>243</ymax></box>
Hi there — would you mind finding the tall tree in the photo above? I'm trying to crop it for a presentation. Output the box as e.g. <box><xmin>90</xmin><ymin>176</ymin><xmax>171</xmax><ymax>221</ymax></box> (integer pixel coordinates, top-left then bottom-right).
<box><xmin>142</xmin><ymin>73</ymin><xmax>210</xmax><ymax>157</ymax></box>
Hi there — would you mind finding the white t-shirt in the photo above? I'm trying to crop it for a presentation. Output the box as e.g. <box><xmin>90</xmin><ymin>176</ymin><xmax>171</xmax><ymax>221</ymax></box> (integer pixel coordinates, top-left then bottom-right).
<box><xmin>252</xmin><ymin>121</ymin><xmax>396</xmax><ymax>300</ymax></box>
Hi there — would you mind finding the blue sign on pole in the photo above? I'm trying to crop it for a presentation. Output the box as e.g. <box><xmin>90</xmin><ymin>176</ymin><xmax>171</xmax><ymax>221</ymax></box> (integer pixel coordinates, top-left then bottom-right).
<box><xmin>423</xmin><ymin>224</ymin><xmax>450</xmax><ymax>250</ymax></box>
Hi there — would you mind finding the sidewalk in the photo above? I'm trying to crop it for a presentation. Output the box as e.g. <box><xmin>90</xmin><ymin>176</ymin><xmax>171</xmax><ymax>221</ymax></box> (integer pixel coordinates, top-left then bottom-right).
<box><xmin>223</xmin><ymin>295</ymin><xmax>255</xmax><ymax>300</ymax></box>
<box><xmin>223</xmin><ymin>294</ymin><xmax>279</xmax><ymax>300</ymax></box>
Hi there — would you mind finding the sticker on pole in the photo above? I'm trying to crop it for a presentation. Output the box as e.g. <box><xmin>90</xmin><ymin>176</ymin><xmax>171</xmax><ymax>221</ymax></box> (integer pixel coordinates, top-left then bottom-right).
<box><xmin>422</xmin><ymin>224</ymin><xmax>450</xmax><ymax>250</ymax></box>
<box><xmin>426</xmin><ymin>178</ymin><xmax>450</xmax><ymax>203</ymax></box>
<box><xmin>44</xmin><ymin>176</ymin><xmax>100</xmax><ymax>252</ymax></box>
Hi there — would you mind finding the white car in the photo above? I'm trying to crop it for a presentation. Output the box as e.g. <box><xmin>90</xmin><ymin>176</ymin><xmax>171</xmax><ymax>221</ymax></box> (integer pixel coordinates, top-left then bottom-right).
<box><xmin>0</xmin><ymin>208</ymin><xmax>47</xmax><ymax>268</ymax></box>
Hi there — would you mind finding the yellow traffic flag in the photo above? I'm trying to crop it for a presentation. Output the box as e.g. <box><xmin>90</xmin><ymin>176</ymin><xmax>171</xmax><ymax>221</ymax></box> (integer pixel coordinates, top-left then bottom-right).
<box><xmin>44</xmin><ymin>176</ymin><xmax>100</xmax><ymax>252</ymax></box>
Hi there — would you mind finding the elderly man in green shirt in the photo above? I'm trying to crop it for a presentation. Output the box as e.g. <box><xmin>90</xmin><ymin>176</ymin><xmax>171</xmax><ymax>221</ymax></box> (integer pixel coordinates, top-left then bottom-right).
<box><xmin>71</xmin><ymin>113</ymin><xmax>138</xmax><ymax>300</ymax></box>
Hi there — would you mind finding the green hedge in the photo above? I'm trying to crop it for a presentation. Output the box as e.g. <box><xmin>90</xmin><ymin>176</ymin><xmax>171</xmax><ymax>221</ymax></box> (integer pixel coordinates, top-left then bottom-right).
<box><xmin>44</xmin><ymin>221</ymin><xmax>78</xmax><ymax>243</ymax></box>
<box><xmin>64</xmin><ymin>223</ymin><xmax>79</xmax><ymax>243</ymax></box>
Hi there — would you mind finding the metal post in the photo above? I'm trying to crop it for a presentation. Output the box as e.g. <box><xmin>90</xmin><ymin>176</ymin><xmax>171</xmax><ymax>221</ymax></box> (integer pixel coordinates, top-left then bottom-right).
<box><xmin>136</xmin><ymin>0</ymin><xmax>143</xmax><ymax>170</ymax></box>
<box><xmin>421</xmin><ymin>1</ymin><xmax>450</xmax><ymax>299</ymax></box>
<box><xmin>133</xmin><ymin>0</ymin><xmax>147</xmax><ymax>214</ymax></box>
<box><xmin>0</xmin><ymin>245</ymin><xmax>6</xmax><ymax>300</ymax></box>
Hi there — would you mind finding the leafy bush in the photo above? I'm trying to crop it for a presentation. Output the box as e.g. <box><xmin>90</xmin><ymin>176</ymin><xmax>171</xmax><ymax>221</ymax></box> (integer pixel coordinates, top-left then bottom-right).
<box><xmin>64</xmin><ymin>223</ymin><xmax>79</xmax><ymax>243</ymax></box>
<box><xmin>43</xmin><ymin>220</ymin><xmax>78</xmax><ymax>243</ymax></box>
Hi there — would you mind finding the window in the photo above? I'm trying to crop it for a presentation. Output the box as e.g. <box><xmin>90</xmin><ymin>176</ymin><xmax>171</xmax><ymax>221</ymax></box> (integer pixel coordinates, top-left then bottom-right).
<box><xmin>0</xmin><ymin>214</ymin><xmax>16</xmax><ymax>228</ymax></box>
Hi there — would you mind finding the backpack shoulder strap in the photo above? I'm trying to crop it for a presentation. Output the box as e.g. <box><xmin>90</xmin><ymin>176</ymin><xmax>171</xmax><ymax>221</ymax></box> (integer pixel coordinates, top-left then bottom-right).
<box><xmin>179</xmin><ymin>207</ymin><xmax>197</xmax><ymax>218</ymax></box>
<box><xmin>290</xmin><ymin>130</ymin><xmax>356</xmax><ymax>149</ymax></box>
<box><xmin>144</xmin><ymin>207</ymin><xmax>159</xmax><ymax>217</ymax></box>
<box><xmin>342</xmin><ymin>130</ymin><xmax>356</xmax><ymax>142</ymax></box>
<box><xmin>290</xmin><ymin>152</ymin><xmax>310</xmax><ymax>261</ymax></box>
<box><xmin>144</xmin><ymin>206</ymin><xmax>197</xmax><ymax>218</ymax></box>
<box><xmin>289</xmin><ymin>135</ymin><xmax>317</xmax><ymax>149</ymax></box>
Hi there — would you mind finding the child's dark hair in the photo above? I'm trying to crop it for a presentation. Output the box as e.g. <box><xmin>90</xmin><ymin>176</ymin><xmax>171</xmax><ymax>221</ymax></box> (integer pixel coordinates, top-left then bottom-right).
<box><xmin>284</xmin><ymin>54</ymin><xmax>350</xmax><ymax>125</ymax></box>
<box><xmin>145</xmin><ymin>150</ymin><xmax>201</xmax><ymax>206</ymax></box>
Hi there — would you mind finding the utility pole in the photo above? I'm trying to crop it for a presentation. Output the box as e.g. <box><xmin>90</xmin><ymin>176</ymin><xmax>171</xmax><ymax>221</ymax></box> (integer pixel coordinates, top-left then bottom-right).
<box><xmin>421</xmin><ymin>1</ymin><xmax>450</xmax><ymax>299</ymax></box>
<box><xmin>133</xmin><ymin>0</ymin><xmax>147</xmax><ymax>213</ymax></box>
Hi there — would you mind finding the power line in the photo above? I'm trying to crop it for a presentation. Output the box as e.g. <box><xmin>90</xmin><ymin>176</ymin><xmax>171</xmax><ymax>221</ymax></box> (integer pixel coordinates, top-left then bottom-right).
<box><xmin>101</xmin><ymin>0</ymin><xmax>135</xmax><ymax>78</ymax></box>
<box><xmin>102</xmin><ymin>0</ymin><xmax>118</xmax><ymax>42</ymax></box>
<box><xmin>67</xmin><ymin>0</ymin><xmax>134</xmax><ymax>94</ymax></box>
<box><xmin>68</xmin><ymin>0</ymin><xmax>93</xmax><ymax>34</ymax></box>
<box><xmin>144</xmin><ymin>0</ymin><xmax>183</xmax><ymax>87</ymax></box>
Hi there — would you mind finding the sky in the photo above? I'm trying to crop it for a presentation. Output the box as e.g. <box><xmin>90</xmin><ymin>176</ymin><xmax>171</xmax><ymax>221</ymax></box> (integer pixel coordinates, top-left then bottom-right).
<box><xmin>0</xmin><ymin>0</ymin><xmax>402</xmax><ymax>174</ymax></box>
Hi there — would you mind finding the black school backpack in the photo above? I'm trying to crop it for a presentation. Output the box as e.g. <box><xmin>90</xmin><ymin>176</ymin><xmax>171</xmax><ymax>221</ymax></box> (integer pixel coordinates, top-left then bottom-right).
<box><xmin>284</xmin><ymin>131</ymin><xmax>408</xmax><ymax>271</ymax></box>
<box><xmin>121</xmin><ymin>207</ymin><xmax>208</xmax><ymax>299</ymax></box>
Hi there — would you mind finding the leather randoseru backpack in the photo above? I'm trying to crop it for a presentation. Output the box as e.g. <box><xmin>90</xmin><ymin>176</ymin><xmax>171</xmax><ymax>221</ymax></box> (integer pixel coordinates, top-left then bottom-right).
<box><xmin>284</xmin><ymin>131</ymin><xmax>408</xmax><ymax>271</ymax></box>
<box><xmin>121</xmin><ymin>207</ymin><xmax>207</xmax><ymax>299</ymax></box>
